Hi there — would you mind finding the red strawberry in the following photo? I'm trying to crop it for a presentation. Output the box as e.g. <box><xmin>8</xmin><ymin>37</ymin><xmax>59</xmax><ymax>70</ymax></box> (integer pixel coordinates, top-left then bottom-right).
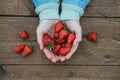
<box><xmin>20</xmin><ymin>30</ymin><xmax>29</xmax><ymax>39</ymax></box>
<box><xmin>22</xmin><ymin>45</ymin><xmax>33</xmax><ymax>57</ymax></box>
<box><xmin>59</xmin><ymin>29</ymin><xmax>68</xmax><ymax>40</ymax></box>
<box><xmin>67</xmin><ymin>33</ymin><xmax>75</xmax><ymax>44</ymax></box>
<box><xmin>51</xmin><ymin>40</ymin><xmax>55</xmax><ymax>45</ymax></box>
<box><xmin>43</xmin><ymin>33</ymin><xmax>52</xmax><ymax>46</ymax></box>
<box><xmin>57</xmin><ymin>39</ymin><xmax>65</xmax><ymax>44</ymax></box>
<box><xmin>61</xmin><ymin>43</ymin><xmax>65</xmax><ymax>47</ymax></box>
<box><xmin>14</xmin><ymin>44</ymin><xmax>25</xmax><ymax>53</ymax></box>
<box><xmin>59</xmin><ymin>48</ymin><xmax>71</xmax><ymax>56</ymax></box>
<box><xmin>65</xmin><ymin>43</ymin><xmax>72</xmax><ymax>48</ymax></box>
<box><xmin>55</xmin><ymin>22</ymin><xmax>64</xmax><ymax>32</ymax></box>
<box><xmin>54</xmin><ymin>32</ymin><xmax>59</xmax><ymax>38</ymax></box>
<box><xmin>87</xmin><ymin>32</ymin><xmax>97</xmax><ymax>42</ymax></box>
<box><xmin>53</xmin><ymin>44</ymin><xmax>61</xmax><ymax>55</ymax></box>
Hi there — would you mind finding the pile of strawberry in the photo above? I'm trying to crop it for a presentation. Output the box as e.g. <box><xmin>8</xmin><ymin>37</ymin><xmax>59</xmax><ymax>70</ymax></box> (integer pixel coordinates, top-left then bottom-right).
<box><xmin>43</xmin><ymin>22</ymin><xmax>75</xmax><ymax>56</ymax></box>
<box><xmin>13</xmin><ymin>30</ymin><xmax>33</xmax><ymax>57</ymax></box>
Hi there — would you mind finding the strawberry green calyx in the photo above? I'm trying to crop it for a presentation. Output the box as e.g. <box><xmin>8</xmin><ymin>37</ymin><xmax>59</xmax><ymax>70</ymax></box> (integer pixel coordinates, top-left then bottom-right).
<box><xmin>29</xmin><ymin>45</ymin><xmax>34</xmax><ymax>51</ymax></box>
<box><xmin>46</xmin><ymin>42</ymin><xmax>55</xmax><ymax>51</ymax></box>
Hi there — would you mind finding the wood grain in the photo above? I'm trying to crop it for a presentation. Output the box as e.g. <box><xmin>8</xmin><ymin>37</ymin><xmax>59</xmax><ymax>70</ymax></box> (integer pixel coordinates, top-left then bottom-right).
<box><xmin>0</xmin><ymin>77</ymin><xmax>120</xmax><ymax>80</ymax></box>
<box><xmin>0</xmin><ymin>17</ymin><xmax>120</xmax><ymax>41</ymax></box>
<box><xmin>0</xmin><ymin>39</ymin><xmax>120</xmax><ymax>65</ymax></box>
<box><xmin>0</xmin><ymin>65</ymin><xmax>120</xmax><ymax>78</ymax></box>
<box><xmin>0</xmin><ymin>0</ymin><xmax>120</xmax><ymax>17</ymax></box>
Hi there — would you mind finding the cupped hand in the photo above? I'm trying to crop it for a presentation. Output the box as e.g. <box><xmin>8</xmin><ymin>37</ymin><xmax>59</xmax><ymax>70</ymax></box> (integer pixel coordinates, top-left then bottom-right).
<box><xmin>59</xmin><ymin>20</ymin><xmax>82</xmax><ymax>61</ymax></box>
<box><xmin>36</xmin><ymin>20</ymin><xmax>59</xmax><ymax>63</ymax></box>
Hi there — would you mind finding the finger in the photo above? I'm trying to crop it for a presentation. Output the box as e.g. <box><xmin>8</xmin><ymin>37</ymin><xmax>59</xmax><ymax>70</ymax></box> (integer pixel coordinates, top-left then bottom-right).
<box><xmin>73</xmin><ymin>38</ymin><xmax>81</xmax><ymax>47</ymax></box>
<box><xmin>51</xmin><ymin>56</ymin><xmax>57</xmax><ymax>63</ymax></box>
<box><xmin>50</xmin><ymin>52</ymin><xmax>57</xmax><ymax>63</ymax></box>
<box><xmin>65</xmin><ymin>44</ymin><xmax>79</xmax><ymax>60</ymax></box>
<box><xmin>55</xmin><ymin>55</ymin><xmax>59</xmax><ymax>61</ymax></box>
<box><xmin>59</xmin><ymin>55</ymin><xmax>66</xmax><ymax>62</ymax></box>
<box><xmin>36</xmin><ymin>30</ymin><xmax>44</xmax><ymax>50</ymax></box>
<box><xmin>73</xmin><ymin>32</ymin><xmax>82</xmax><ymax>46</ymax></box>
<box><xmin>43</xmin><ymin>48</ymin><xmax>52</xmax><ymax>60</ymax></box>
<box><xmin>38</xmin><ymin>36</ymin><xmax>44</xmax><ymax>50</ymax></box>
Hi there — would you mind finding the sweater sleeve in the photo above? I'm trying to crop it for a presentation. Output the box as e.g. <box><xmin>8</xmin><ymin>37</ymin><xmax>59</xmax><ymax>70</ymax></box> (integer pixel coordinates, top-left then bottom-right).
<box><xmin>32</xmin><ymin>0</ymin><xmax>60</xmax><ymax>21</ymax></box>
<box><xmin>60</xmin><ymin>0</ymin><xmax>90</xmax><ymax>22</ymax></box>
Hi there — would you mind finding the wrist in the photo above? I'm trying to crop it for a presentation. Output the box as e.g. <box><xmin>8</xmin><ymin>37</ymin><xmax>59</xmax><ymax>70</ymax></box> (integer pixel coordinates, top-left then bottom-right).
<box><xmin>60</xmin><ymin>3</ymin><xmax>84</xmax><ymax>22</ymax></box>
<box><xmin>35</xmin><ymin>3</ymin><xmax>59</xmax><ymax>21</ymax></box>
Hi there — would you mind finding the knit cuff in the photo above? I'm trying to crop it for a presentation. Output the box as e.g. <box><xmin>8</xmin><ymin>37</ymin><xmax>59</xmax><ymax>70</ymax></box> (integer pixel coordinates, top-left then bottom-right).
<box><xmin>35</xmin><ymin>3</ymin><xmax>59</xmax><ymax>21</ymax></box>
<box><xmin>60</xmin><ymin>3</ymin><xmax>84</xmax><ymax>22</ymax></box>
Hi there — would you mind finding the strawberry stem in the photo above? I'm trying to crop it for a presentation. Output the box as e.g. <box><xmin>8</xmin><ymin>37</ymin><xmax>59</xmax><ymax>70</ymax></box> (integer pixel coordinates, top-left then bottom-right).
<box><xmin>29</xmin><ymin>45</ymin><xmax>34</xmax><ymax>51</ymax></box>
<box><xmin>96</xmin><ymin>33</ymin><xmax>100</xmax><ymax>41</ymax></box>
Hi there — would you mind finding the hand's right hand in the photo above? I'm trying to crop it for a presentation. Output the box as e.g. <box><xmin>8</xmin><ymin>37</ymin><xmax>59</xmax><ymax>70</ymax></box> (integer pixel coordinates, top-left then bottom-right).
<box><xmin>36</xmin><ymin>20</ymin><xmax>59</xmax><ymax>63</ymax></box>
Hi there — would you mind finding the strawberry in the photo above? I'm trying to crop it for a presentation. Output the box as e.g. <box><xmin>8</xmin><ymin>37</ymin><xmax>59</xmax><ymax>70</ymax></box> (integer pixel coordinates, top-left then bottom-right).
<box><xmin>53</xmin><ymin>44</ymin><xmax>61</xmax><ymax>55</ymax></box>
<box><xmin>43</xmin><ymin>33</ymin><xmax>52</xmax><ymax>46</ymax></box>
<box><xmin>67</xmin><ymin>33</ymin><xmax>75</xmax><ymax>44</ymax></box>
<box><xmin>87</xmin><ymin>32</ymin><xmax>98</xmax><ymax>42</ymax></box>
<box><xmin>20</xmin><ymin>30</ymin><xmax>29</xmax><ymax>39</ymax></box>
<box><xmin>59</xmin><ymin>48</ymin><xmax>71</xmax><ymax>56</ymax></box>
<box><xmin>55</xmin><ymin>22</ymin><xmax>64</xmax><ymax>32</ymax></box>
<box><xmin>54</xmin><ymin>32</ymin><xmax>59</xmax><ymax>39</ymax></box>
<box><xmin>59</xmin><ymin>29</ymin><xmax>68</xmax><ymax>40</ymax></box>
<box><xmin>65</xmin><ymin>43</ymin><xmax>72</xmax><ymax>48</ymax></box>
<box><xmin>14</xmin><ymin>44</ymin><xmax>25</xmax><ymax>53</ymax></box>
<box><xmin>46</xmin><ymin>40</ymin><xmax>55</xmax><ymax>51</ymax></box>
<box><xmin>61</xmin><ymin>43</ymin><xmax>65</xmax><ymax>47</ymax></box>
<box><xmin>22</xmin><ymin>45</ymin><xmax>33</xmax><ymax>57</ymax></box>
<box><xmin>57</xmin><ymin>39</ymin><xmax>65</xmax><ymax>44</ymax></box>
<box><xmin>61</xmin><ymin>43</ymin><xmax>72</xmax><ymax>48</ymax></box>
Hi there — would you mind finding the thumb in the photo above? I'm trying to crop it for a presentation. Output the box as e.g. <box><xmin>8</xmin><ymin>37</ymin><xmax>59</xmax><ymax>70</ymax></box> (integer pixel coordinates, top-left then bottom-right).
<box><xmin>73</xmin><ymin>33</ymin><xmax>82</xmax><ymax>46</ymax></box>
<box><xmin>37</xmin><ymin>32</ymin><xmax>44</xmax><ymax>50</ymax></box>
<box><xmin>65</xmin><ymin>44</ymin><xmax>79</xmax><ymax>60</ymax></box>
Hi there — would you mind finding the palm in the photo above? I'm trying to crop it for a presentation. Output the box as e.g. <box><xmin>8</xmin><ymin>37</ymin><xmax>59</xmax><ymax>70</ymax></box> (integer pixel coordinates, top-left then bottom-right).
<box><xmin>36</xmin><ymin>20</ymin><xmax>59</xmax><ymax>63</ymax></box>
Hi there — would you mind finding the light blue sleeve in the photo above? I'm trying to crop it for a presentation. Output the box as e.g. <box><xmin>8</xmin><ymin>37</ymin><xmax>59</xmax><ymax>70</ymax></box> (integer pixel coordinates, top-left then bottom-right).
<box><xmin>63</xmin><ymin>0</ymin><xmax>90</xmax><ymax>10</ymax></box>
<box><xmin>32</xmin><ymin>0</ymin><xmax>60</xmax><ymax>21</ymax></box>
<box><xmin>60</xmin><ymin>0</ymin><xmax>91</xmax><ymax>22</ymax></box>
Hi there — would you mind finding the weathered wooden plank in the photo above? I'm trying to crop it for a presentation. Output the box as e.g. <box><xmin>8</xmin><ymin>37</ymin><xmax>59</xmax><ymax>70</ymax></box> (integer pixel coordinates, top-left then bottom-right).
<box><xmin>0</xmin><ymin>17</ymin><xmax>38</xmax><ymax>41</ymax></box>
<box><xmin>0</xmin><ymin>17</ymin><xmax>120</xmax><ymax>41</ymax></box>
<box><xmin>0</xmin><ymin>17</ymin><xmax>120</xmax><ymax>65</ymax></box>
<box><xmin>0</xmin><ymin>0</ymin><xmax>35</xmax><ymax>16</ymax></box>
<box><xmin>0</xmin><ymin>0</ymin><xmax>120</xmax><ymax>17</ymax></box>
<box><xmin>0</xmin><ymin>38</ymin><xmax>120</xmax><ymax>65</ymax></box>
<box><xmin>0</xmin><ymin>77</ymin><xmax>120</xmax><ymax>80</ymax></box>
<box><xmin>0</xmin><ymin>65</ymin><xmax>120</xmax><ymax>78</ymax></box>
<box><xmin>85</xmin><ymin>0</ymin><xmax>120</xmax><ymax>17</ymax></box>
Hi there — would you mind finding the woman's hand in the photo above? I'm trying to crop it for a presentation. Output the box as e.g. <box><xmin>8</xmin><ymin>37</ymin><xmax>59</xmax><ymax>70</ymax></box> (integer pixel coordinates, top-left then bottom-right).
<box><xmin>36</xmin><ymin>20</ymin><xmax>59</xmax><ymax>63</ymax></box>
<box><xmin>59</xmin><ymin>20</ymin><xmax>82</xmax><ymax>61</ymax></box>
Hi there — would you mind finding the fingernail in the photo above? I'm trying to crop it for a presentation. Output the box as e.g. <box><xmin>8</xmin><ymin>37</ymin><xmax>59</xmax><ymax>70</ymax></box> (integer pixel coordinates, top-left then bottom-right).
<box><xmin>40</xmin><ymin>46</ymin><xmax>43</xmax><ymax>50</ymax></box>
<box><xmin>65</xmin><ymin>55</ymin><xmax>70</xmax><ymax>60</ymax></box>
<box><xmin>60</xmin><ymin>57</ymin><xmax>65</xmax><ymax>62</ymax></box>
<box><xmin>52</xmin><ymin>58</ymin><xmax>57</xmax><ymax>63</ymax></box>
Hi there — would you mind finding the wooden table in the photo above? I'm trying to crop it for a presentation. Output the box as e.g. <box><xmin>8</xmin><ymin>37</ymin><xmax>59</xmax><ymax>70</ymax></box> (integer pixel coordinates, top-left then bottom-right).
<box><xmin>0</xmin><ymin>0</ymin><xmax>120</xmax><ymax>80</ymax></box>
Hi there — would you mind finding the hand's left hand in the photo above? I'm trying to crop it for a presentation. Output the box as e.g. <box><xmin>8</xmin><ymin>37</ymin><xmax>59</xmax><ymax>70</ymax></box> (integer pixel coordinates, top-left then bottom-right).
<box><xmin>59</xmin><ymin>20</ymin><xmax>82</xmax><ymax>61</ymax></box>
